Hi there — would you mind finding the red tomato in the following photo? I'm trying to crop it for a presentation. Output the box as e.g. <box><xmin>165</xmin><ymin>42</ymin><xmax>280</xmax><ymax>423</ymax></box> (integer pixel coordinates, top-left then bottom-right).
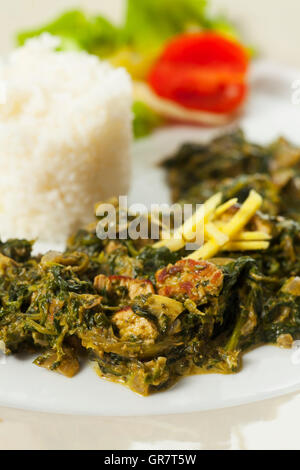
<box><xmin>148</xmin><ymin>33</ymin><xmax>249</xmax><ymax>114</ymax></box>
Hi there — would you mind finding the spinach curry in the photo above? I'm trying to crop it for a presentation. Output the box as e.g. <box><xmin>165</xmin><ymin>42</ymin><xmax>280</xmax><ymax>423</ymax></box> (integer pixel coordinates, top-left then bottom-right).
<box><xmin>1</xmin><ymin>130</ymin><xmax>300</xmax><ymax>395</ymax></box>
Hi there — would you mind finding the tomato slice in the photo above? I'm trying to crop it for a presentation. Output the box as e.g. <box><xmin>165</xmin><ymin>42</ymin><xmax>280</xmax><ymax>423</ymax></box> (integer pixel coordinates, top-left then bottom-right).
<box><xmin>148</xmin><ymin>33</ymin><xmax>249</xmax><ymax>114</ymax></box>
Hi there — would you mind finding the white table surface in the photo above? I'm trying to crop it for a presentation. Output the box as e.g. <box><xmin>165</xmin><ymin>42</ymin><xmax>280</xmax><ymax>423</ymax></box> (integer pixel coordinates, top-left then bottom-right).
<box><xmin>1</xmin><ymin>0</ymin><xmax>300</xmax><ymax>450</ymax></box>
<box><xmin>0</xmin><ymin>392</ymin><xmax>299</xmax><ymax>450</ymax></box>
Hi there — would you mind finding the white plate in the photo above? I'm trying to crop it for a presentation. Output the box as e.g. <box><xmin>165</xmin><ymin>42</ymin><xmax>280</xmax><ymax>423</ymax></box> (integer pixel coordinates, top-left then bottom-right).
<box><xmin>2</xmin><ymin>60</ymin><xmax>300</xmax><ymax>416</ymax></box>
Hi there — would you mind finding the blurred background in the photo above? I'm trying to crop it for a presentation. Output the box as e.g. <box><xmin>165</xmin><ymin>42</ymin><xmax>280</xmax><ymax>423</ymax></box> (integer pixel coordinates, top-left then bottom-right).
<box><xmin>1</xmin><ymin>0</ymin><xmax>300</xmax><ymax>66</ymax></box>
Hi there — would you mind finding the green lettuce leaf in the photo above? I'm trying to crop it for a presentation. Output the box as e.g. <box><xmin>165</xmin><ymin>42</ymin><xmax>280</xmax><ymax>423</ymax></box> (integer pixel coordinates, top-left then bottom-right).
<box><xmin>124</xmin><ymin>0</ymin><xmax>208</xmax><ymax>51</ymax></box>
<box><xmin>133</xmin><ymin>101</ymin><xmax>164</xmax><ymax>139</ymax></box>
<box><xmin>16</xmin><ymin>2</ymin><xmax>207</xmax><ymax>56</ymax></box>
<box><xmin>17</xmin><ymin>10</ymin><xmax>121</xmax><ymax>57</ymax></box>
<box><xmin>205</xmin><ymin>14</ymin><xmax>241</xmax><ymax>40</ymax></box>
<box><xmin>16</xmin><ymin>2</ymin><xmax>242</xmax><ymax>59</ymax></box>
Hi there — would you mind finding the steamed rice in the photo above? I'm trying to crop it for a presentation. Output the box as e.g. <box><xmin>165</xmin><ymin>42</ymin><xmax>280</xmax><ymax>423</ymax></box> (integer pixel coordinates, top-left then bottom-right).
<box><xmin>0</xmin><ymin>34</ymin><xmax>132</xmax><ymax>243</ymax></box>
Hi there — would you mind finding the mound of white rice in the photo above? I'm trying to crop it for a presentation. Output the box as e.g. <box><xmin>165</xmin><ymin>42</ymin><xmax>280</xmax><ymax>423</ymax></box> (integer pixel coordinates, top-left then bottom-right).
<box><xmin>0</xmin><ymin>34</ymin><xmax>132</xmax><ymax>243</ymax></box>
